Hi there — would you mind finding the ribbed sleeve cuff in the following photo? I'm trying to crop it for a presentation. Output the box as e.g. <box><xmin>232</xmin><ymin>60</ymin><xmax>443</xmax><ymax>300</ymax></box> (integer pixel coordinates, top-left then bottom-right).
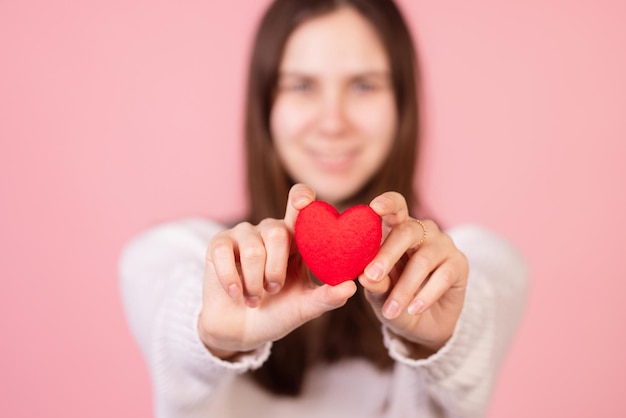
<box><xmin>153</xmin><ymin>262</ymin><xmax>272</xmax><ymax>387</ymax></box>
<box><xmin>382</xmin><ymin>272</ymin><xmax>492</xmax><ymax>383</ymax></box>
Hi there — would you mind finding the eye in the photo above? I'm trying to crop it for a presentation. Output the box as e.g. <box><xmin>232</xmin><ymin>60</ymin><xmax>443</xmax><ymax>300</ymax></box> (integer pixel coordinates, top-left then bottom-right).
<box><xmin>279</xmin><ymin>78</ymin><xmax>315</xmax><ymax>94</ymax></box>
<box><xmin>352</xmin><ymin>79</ymin><xmax>377</xmax><ymax>92</ymax></box>
<box><xmin>291</xmin><ymin>80</ymin><xmax>314</xmax><ymax>92</ymax></box>
<box><xmin>351</xmin><ymin>74</ymin><xmax>391</xmax><ymax>93</ymax></box>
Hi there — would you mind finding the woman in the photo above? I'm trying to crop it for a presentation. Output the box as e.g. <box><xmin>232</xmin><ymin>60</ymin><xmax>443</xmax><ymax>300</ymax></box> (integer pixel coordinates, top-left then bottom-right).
<box><xmin>119</xmin><ymin>0</ymin><xmax>528</xmax><ymax>416</ymax></box>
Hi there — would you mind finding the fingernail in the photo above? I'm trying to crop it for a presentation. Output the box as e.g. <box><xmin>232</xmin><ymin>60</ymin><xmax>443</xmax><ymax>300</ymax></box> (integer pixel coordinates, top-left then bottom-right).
<box><xmin>383</xmin><ymin>299</ymin><xmax>400</xmax><ymax>319</ymax></box>
<box><xmin>246</xmin><ymin>296</ymin><xmax>260</xmax><ymax>308</ymax></box>
<box><xmin>365</xmin><ymin>263</ymin><xmax>384</xmax><ymax>282</ymax></box>
<box><xmin>407</xmin><ymin>299</ymin><xmax>425</xmax><ymax>315</ymax></box>
<box><xmin>295</xmin><ymin>195</ymin><xmax>310</xmax><ymax>206</ymax></box>
<box><xmin>266</xmin><ymin>282</ymin><xmax>281</xmax><ymax>293</ymax></box>
<box><xmin>370</xmin><ymin>201</ymin><xmax>385</xmax><ymax>213</ymax></box>
<box><xmin>228</xmin><ymin>284</ymin><xmax>241</xmax><ymax>299</ymax></box>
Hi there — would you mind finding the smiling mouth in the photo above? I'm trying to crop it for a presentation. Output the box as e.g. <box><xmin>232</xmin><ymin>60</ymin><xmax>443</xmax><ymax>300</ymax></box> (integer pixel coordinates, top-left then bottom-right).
<box><xmin>308</xmin><ymin>148</ymin><xmax>358</xmax><ymax>171</ymax></box>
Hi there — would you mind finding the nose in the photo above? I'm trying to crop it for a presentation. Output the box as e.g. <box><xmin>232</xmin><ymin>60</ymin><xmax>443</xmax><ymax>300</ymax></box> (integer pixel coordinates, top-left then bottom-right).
<box><xmin>317</xmin><ymin>89</ymin><xmax>348</xmax><ymax>137</ymax></box>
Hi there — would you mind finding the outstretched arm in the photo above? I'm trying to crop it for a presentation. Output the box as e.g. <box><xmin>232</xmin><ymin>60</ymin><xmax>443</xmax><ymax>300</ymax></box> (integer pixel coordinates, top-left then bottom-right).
<box><xmin>119</xmin><ymin>218</ymin><xmax>272</xmax><ymax>417</ymax></box>
<box><xmin>383</xmin><ymin>225</ymin><xmax>528</xmax><ymax>417</ymax></box>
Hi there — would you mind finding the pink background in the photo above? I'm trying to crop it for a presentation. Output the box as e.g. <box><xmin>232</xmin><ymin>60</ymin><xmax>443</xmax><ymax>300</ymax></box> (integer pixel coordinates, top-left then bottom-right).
<box><xmin>1</xmin><ymin>0</ymin><xmax>624</xmax><ymax>416</ymax></box>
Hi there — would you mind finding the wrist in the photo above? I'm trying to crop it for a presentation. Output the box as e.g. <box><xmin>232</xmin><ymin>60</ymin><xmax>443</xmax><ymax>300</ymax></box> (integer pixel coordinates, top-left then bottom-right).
<box><xmin>197</xmin><ymin>319</ymin><xmax>263</xmax><ymax>361</ymax></box>
<box><xmin>386</xmin><ymin>327</ymin><xmax>450</xmax><ymax>360</ymax></box>
<box><xmin>206</xmin><ymin>346</ymin><xmax>240</xmax><ymax>361</ymax></box>
<box><xmin>196</xmin><ymin>321</ymin><xmax>239</xmax><ymax>360</ymax></box>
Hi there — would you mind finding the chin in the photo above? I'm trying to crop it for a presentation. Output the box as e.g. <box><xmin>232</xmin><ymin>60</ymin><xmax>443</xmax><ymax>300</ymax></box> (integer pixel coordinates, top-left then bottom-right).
<box><xmin>313</xmin><ymin>183</ymin><xmax>366</xmax><ymax>209</ymax></box>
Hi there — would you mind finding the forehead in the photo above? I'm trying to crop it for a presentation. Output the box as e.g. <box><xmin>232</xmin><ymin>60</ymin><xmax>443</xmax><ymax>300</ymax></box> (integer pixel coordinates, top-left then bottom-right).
<box><xmin>279</xmin><ymin>6</ymin><xmax>390</xmax><ymax>74</ymax></box>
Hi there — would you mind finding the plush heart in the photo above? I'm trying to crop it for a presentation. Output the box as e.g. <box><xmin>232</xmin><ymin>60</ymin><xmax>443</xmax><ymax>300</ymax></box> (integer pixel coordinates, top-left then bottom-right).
<box><xmin>294</xmin><ymin>200</ymin><xmax>382</xmax><ymax>286</ymax></box>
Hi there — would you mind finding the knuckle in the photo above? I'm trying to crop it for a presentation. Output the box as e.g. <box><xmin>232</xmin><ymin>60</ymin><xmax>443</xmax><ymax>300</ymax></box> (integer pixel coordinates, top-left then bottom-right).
<box><xmin>233</xmin><ymin>221</ymin><xmax>254</xmax><ymax>233</ymax></box>
<box><xmin>413</xmin><ymin>253</ymin><xmax>435</xmax><ymax>270</ymax></box>
<box><xmin>394</xmin><ymin>219</ymin><xmax>423</xmax><ymax>245</ymax></box>
<box><xmin>258</xmin><ymin>218</ymin><xmax>278</xmax><ymax>229</ymax></box>
<box><xmin>240</xmin><ymin>243</ymin><xmax>266</xmax><ymax>262</ymax></box>
<box><xmin>422</xmin><ymin>219</ymin><xmax>439</xmax><ymax>232</ymax></box>
<box><xmin>265</xmin><ymin>225</ymin><xmax>289</xmax><ymax>244</ymax></box>
<box><xmin>396</xmin><ymin>220</ymin><xmax>414</xmax><ymax>235</ymax></box>
<box><xmin>437</xmin><ymin>269</ymin><xmax>455</xmax><ymax>287</ymax></box>
<box><xmin>209</xmin><ymin>237</ymin><xmax>232</xmax><ymax>260</ymax></box>
<box><xmin>437</xmin><ymin>230</ymin><xmax>454</xmax><ymax>245</ymax></box>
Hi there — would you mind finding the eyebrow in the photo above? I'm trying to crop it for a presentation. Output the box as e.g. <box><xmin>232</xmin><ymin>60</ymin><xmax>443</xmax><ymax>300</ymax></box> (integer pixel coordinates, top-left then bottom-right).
<box><xmin>277</xmin><ymin>70</ymin><xmax>391</xmax><ymax>79</ymax></box>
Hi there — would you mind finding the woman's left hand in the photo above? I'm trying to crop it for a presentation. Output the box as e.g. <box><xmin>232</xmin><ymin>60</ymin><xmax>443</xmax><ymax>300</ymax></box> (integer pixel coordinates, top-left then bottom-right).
<box><xmin>358</xmin><ymin>192</ymin><xmax>469</xmax><ymax>355</ymax></box>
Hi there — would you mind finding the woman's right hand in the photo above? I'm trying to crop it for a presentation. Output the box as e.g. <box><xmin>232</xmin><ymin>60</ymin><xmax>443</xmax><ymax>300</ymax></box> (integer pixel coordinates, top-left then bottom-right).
<box><xmin>198</xmin><ymin>184</ymin><xmax>357</xmax><ymax>359</ymax></box>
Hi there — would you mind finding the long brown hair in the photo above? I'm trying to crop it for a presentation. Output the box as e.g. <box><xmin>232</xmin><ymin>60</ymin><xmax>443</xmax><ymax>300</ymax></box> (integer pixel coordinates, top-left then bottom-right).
<box><xmin>244</xmin><ymin>0</ymin><xmax>422</xmax><ymax>395</ymax></box>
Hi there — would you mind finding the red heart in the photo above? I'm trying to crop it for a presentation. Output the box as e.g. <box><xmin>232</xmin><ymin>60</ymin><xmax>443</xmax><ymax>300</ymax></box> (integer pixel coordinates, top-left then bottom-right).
<box><xmin>294</xmin><ymin>201</ymin><xmax>382</xmax><ymax>286</ymax></box>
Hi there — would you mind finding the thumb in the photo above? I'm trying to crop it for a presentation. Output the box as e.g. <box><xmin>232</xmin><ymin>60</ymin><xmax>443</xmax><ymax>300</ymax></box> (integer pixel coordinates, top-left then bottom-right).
<box><xmin>297</xmin><ymin>281</ymin><xmax>357</xmax><ymax>322</ymax></box>
<box><xmin>283</xmin><ymin>183</ymin><xmax>316</xmax><ymax>232</ymax></box>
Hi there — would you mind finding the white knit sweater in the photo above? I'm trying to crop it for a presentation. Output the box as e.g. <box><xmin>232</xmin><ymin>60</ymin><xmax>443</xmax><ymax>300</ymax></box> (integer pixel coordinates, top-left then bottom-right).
<box><xmin>119</xmin><ymin>218</ymin><xmax>527</xmax><ymax>418</ymax></box>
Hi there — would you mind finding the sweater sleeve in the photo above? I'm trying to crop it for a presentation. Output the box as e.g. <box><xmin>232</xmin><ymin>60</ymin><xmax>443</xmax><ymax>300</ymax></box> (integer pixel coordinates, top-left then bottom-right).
<box><xmin>382</xmin><ymin>225</ymin><xmax>529</xmax><ymax>417</ymax></box>
<box><xmin>118</xmin><ymin>218</ymin><xmax>272</xmax><ymax>417</ymax></box>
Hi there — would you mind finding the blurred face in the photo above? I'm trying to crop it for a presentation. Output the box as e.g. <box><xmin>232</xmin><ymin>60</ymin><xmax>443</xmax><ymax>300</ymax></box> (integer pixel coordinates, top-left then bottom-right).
<box><xmin>270</xmin><ymin>6</ymin><xmax>397</xmax><ymax>207</ymax></box>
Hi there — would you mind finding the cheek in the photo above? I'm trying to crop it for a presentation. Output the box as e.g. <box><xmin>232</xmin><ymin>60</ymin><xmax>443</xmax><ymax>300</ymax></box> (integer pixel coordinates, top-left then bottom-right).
<box><xmin>270</xmin><ymin>97</ymin><xmax>313</xmax><ymax>143</ymax></box>
<box><xmin>269</xmin><ymin>100</ymin><xmax>289</xmax><ymax>142</ymax></box>
<box><xmin>270</xmin><ymin>98</ymin><xmax>313</xmax><ymax>177</ymax></box>
<box><xmin>352</xmin><ymin>96</ymin><xmax>397</xmax><ymax>147</ymax></box>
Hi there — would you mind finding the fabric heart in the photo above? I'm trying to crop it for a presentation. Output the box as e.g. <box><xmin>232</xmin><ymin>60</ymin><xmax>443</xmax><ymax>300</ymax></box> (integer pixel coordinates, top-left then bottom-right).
<box><xmin>294</xmin><ymin>200</ymin><xmax>382</xmax><ymax>286</ymax></box>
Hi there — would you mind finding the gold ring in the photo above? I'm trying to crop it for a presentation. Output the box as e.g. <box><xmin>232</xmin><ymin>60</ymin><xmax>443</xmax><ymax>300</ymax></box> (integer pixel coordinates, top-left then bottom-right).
<box><xmin>412</xmin><ymin>219</ymin><xmax>427</xmax><ymax>246</ymax></box>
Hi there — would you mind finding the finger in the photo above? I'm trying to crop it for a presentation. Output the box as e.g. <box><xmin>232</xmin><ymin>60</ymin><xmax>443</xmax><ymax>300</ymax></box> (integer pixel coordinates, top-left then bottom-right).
<box><xmin>407</xmin><ymin>261</ymin><xmax>462</xmax><ymax>315</ymax></box>
<box><xmin>208</xmin><ymin>233</ymin><xmax>243</xmax><ymax>301</ymax></box>
<box><xmin>381</xmin><ymin>244</ymin><xmax>446</xmax><ymax>320</ymax></box>
<box><xmin>358</xmin><ymin>252</ymin><xmax>411</xmax><ymax>296</ymax></box>
<box><xmin>369</xmin><ymin>191</ymin><xmax>410</xmax><ymax>229</ymax></box>
<box><xmin>283</xmin><ymin>183</ymin><xmax>316</xmax><ymax>232</ymax></box>
<box><xmin>297</xmin><ymin>281</ymin><xmax>357</xmax><ymax>322</ymax></box>
<box><xmin>361</xmin><ymin>219</ymin><xmax>429</xmax><ymax>286</ymax></box>
<box><xmin>233</xmin><ymin>223</ymin><xmax>267</xmax><ymax>307</ymax></box>
<box><xmin>259</xmin><ymin>219</ymin><xmax>291</xmax><ymax>294</ymax></box>
<box><xmin>358</xmin><ymin>273</ymin><xmax>391</xmax><ymax>295</ymax></box>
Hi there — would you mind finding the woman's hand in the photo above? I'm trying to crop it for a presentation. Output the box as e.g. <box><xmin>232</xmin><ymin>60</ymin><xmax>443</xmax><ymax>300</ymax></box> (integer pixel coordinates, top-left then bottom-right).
<box><xmin>358</xmin><ymin>192</ymin><xmax>469</xmax><ymax>354</ymax></box>
<box><xmin>198</xmin><ymin>184</ymin><xmax>357</xmax><ymax>359</ymax></box>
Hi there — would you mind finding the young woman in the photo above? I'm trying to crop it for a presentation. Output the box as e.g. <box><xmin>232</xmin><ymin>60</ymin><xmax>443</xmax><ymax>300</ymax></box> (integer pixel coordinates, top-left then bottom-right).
<box><xmin>119</xmin><ymin>0</ymin><xmax>528</xmax><ymax>416</ymax></box>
